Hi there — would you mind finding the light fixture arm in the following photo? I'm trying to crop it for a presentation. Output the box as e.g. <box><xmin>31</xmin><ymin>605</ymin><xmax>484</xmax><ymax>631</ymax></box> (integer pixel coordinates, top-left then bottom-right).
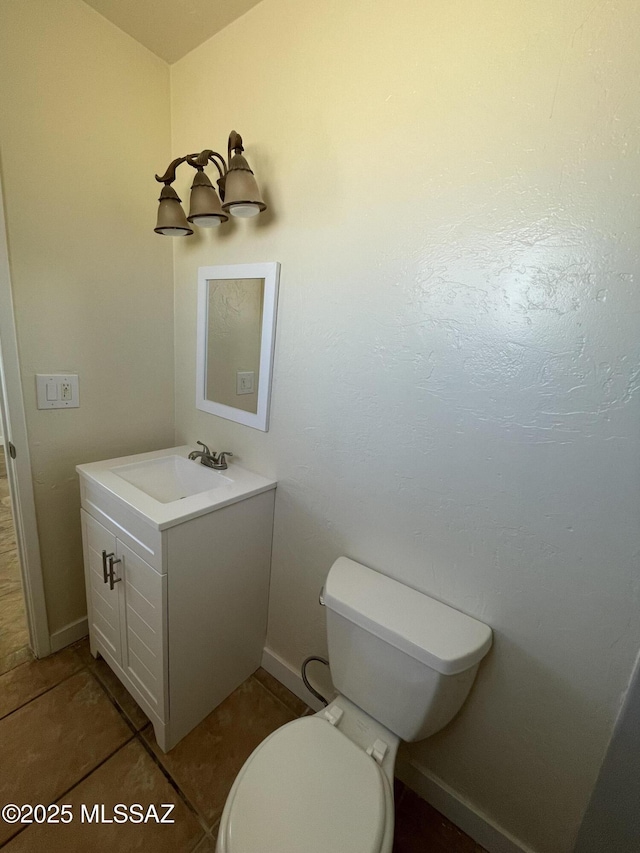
<box><xmin>228</xmin><ymin>130</ymin><xmax>244</xmax><ymax>160</ymax></box>
<box><xmin>187</xmin><ymin>150</ymin><xmax>227</xmax><ymax>181</ymax></box>
<box><xmin>154</xmin><ymin>130</ymin><xmax>266</xmax><ymax>236</ymax></box>
<box><xmin>154</xmin><ymin>154</ymin><xmax>197</xmax><ymax>185</ymax></box>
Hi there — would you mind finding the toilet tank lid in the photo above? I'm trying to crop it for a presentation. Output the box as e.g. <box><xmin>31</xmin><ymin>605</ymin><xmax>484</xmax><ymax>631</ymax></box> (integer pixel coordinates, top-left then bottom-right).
<box><xmin>324</xmin><ymin>557</ymin><xmax>493</xmax><ymax>675</ymax></box>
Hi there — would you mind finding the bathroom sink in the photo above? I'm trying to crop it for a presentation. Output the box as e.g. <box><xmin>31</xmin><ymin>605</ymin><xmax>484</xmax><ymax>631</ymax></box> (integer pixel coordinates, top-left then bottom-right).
<box><xmin>111</xmin><ymin>455</ymin><xmax>232</xmax><ymax>503</ymax></box>
<box><xmin>77</xmin><ymin>446</ymin><xmax>276</xmax><ymax>530</ymax></box>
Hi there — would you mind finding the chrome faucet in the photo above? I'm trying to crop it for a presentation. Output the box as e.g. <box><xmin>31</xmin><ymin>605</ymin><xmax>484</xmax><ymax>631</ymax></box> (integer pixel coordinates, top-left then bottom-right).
<box><xmin>188</xmin><ymin>441</ymin><xmax>233</xmax><ymax>470</ymax></box>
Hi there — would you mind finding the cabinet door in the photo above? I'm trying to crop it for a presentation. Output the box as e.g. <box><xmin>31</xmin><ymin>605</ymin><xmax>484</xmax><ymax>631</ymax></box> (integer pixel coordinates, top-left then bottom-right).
<box><xmin>117</xmin><ymin>539</ymin><xmax>167</xmax><ymax>719</ymax></box>
<box><xmin>81</xmin><ymin>510</ymin><xmax>121</xmax><ymax>665</ymax></box>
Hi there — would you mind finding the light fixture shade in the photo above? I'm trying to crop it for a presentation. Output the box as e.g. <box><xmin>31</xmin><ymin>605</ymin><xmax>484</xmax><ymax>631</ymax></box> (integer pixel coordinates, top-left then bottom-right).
<box><xmin>154</xmin><ymin>185</ymin><xmax>193</xmax><ymax>236</ymax></box>
<box><xmin>188</xmin><ymin>170</ymin><xmax>228</xmax><ymax>227</ymax></box>
<box><xmin>221</xmin><ymin>153</ymin><xmax>266</xmax><ymax>218</ymax></box>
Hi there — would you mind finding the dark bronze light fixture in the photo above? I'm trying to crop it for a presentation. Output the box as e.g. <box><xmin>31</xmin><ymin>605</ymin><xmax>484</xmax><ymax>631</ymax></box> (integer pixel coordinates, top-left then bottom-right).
<box><xmin>154</xmin><ymin>130</ymin><xmax>266</xmax><ymax>236</ymax></box>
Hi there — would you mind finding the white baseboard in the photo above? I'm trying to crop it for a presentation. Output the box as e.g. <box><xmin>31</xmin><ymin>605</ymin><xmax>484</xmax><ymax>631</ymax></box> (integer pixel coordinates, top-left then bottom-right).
<box><xmin>50</xmin><ymin>616</ymin><xmax>88</xmax><ymax>653</ymax></box>
<box><xmin>396</xmin><ymin>757</ymin><xmax>535</xmax><ymax>853</ymax></box>
<box><xmin>260</xmin><ymin>646</ymin><xmax>326</xmax><ymax>712</ymax></box>
<box><xmin>260</xmin><ymin>645</ymin><xmax>533</xmax><ymax>853</ymax></box>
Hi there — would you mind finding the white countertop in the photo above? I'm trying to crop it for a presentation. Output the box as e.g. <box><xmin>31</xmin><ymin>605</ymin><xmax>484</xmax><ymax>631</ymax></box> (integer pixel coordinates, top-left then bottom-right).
<box><xmin>76</xmin><ymin>445</ymin><xmax>277</xmax><ymax>530</ymax></box>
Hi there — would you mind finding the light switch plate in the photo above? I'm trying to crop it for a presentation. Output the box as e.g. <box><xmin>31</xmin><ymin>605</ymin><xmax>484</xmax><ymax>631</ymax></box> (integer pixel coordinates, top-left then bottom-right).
<box><xmin>36</xmin><ymin>374</ymin><xmax>80</xmax><ymax>409</ymax></box>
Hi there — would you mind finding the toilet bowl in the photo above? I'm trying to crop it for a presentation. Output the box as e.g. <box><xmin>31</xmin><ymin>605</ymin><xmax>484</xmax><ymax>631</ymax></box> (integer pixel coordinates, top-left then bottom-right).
<box><xmin>216</xmin><ymin>557</ymin><xmax>492</xmax><ymax>853</ymax></box>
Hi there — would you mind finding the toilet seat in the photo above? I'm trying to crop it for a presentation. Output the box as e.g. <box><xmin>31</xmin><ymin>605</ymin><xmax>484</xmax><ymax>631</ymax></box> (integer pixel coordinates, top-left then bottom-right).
<box><xmin>217</xmin><ymin>715</ymin><xmax>392</xmax><ymax>853</ymax></box>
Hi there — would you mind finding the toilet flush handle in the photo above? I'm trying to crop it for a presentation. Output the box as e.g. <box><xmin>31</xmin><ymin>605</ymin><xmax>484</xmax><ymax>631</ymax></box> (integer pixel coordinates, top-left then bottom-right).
<box><xmin>319</xmin><ymin>586</ymin><xmax>325</xmax><ymax>606</ymax></box>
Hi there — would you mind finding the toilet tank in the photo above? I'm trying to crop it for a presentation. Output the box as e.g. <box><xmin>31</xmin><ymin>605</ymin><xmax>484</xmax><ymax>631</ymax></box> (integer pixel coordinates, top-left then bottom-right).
<box><xmin>323</xmin><ymin>558</ymin><xmax>492</xmax><ymax>742</ymax></box>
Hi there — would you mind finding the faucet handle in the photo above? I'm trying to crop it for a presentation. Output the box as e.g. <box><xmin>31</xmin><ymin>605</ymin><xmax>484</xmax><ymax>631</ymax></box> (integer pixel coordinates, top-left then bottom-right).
<box><xmin>215</xmin><ymin>451</ymin><xmax>233</xmax><ymax>469</ymax></box>
<box><xmin>188</xmin><ymin>440</ymin><xmax>212</xmax><ymax>460</ymax></box>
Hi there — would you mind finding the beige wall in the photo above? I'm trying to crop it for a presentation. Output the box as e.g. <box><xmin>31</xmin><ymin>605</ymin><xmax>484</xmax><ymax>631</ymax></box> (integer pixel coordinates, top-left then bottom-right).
<box><xmin>0</xmin><ymin>0</ymin><xmax>175</xmax><ymax>635</ymax></box>
<box><xmin>171</xmin><ymin>2</ymin><xmax>640</xmax><ymax>852</ymax></box>
<box><xmin>1</xmin><ymin>2</ymin><xmax>638</xmax><ymax>850</ymax></box>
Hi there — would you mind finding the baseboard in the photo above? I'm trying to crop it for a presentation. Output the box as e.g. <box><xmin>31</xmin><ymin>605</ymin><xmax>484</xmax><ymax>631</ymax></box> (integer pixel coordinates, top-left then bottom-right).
<box><xmin>260</xmin><ymin>646</ymin><xmax>327</xmax><ymax>712</ymax></box>
<box><xmin>395</xmin><ymin>757</ymin><xmax>535</xmax><ymax>853</ymax></box>
<box><xmin>50</xmin><ymin>616</ymin><xmax>88</xmax><ymax>653</ymax></box>
<box><xmin>261</xmin><ymin>645</ymin><xmax>533</xmax><ymax>853</ymax></box>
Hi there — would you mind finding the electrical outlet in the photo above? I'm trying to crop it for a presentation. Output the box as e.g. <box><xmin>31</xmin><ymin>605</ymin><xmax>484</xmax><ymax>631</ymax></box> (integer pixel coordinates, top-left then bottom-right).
<box><xmin>236</xmin><ymin>371</ymin><xmax>255</xmax><ymax>395</ymax></box>
<box><xmin>36</xmin><ymin>374</ymin><xmax>80</xmax><ymax>409</ymax></box>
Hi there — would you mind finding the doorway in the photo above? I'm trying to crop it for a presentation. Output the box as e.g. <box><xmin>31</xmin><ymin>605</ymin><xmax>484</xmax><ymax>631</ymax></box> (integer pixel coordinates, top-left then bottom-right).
<box><xmin>0</xmin><ymin>440</ymin><xmax>30</xmax><ymax>670</ymax></box>
<box><xmin>0</xmin><ymin>169</ymin><xmax>50</xmax><ymax>660</ymax></box>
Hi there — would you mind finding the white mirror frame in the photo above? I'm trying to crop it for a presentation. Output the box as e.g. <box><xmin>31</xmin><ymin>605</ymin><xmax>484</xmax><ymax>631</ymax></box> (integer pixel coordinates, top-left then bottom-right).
<box><xmin>196</xmin><ymin>262</ymin><xmax>280</xmax><ymax>431</ymax></box>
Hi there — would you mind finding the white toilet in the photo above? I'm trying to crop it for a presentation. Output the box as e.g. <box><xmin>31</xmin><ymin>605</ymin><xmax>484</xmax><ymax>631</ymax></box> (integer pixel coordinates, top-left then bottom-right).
<box><xmin>216</xmin><ymin>557</ymin><xmax>493</xmax><ymax>853</ymax></box>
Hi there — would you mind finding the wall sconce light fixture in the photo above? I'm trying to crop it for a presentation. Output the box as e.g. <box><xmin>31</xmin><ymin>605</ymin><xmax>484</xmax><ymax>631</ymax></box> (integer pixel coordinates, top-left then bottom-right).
<box><xmin>154</xmin><ymin>130</ymin><xmax>266</xmax><ymax>236</ymax></box>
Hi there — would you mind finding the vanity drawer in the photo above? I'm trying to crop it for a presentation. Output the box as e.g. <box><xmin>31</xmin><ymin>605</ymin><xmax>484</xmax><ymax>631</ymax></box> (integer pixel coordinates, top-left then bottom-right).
<box><xmin>80</xmin><ymin>479</ymin><xmax>164</xmax><ymax>573</ymax></box>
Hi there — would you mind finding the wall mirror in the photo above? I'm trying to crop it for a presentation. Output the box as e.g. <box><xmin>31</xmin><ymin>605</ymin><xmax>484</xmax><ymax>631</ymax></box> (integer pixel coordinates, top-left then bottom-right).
<box><xmin>196</xmin><ymin>262</ymin><xmax>280</xmax><ymax>431</ymax></box>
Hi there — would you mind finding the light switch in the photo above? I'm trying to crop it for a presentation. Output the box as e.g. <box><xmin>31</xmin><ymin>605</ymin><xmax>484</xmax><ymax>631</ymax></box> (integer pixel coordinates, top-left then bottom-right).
<box><xmin>36</xmin><ymin>374</ymin><xmax>80</xmax><ymax>409</ymax></box>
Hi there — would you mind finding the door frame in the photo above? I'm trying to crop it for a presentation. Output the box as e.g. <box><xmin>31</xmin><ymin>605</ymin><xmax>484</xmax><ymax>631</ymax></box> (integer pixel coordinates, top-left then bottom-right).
<box><xmin>0</xmin><ymin>170</ymin><xmax>50</xmax><ymax>657</ymax></box>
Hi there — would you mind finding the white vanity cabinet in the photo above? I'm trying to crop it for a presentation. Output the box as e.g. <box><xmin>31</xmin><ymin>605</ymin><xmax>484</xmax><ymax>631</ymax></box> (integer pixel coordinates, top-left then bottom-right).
<box><xmin>81</xmin><ymin>510</ymin><xmax>168</xmax><ymax>723</ymax></box>
<box><xmin>77</xmin><ymin>446</ymin><xmax>276</xmax><ymax>752</ymax></box>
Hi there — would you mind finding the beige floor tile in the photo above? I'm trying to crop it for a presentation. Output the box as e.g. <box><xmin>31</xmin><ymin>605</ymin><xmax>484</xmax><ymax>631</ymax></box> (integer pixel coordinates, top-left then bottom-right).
<box><xmin>0</xmin><ymin>647</ymin><xmax>84</xmax><ymax>719</ymax></box>
<box><xmin>0</xmin><ymin>670</ymin><xmax>132</xmax><ymax>844</ymax></box>
<box><xmin>71</xmin><ymin>636</ymin><xmax>96</xmax><ymax>667</ymax></box>
<box><xmin>0</xmin><ymin>646</ymin><xmax>33</xmax><ymax>677</ymax></box>
<box><xmin>2</xmin><ymin>740</ymin><xmax>205</xmax><ymax>853</ymax></box>
<box><xmin>0</xmin><ymin>505</ymin><xmax>14</xmax><ymax>526</ymax></box>
<box><xmin>193</xmin><ymin>834</ymin><xmax>218</xmax><ymax>852</ymax></box>
<box><xmin>0</xmin><ymin>588</ymin><xmax>29</xmax><ymax>661</ymax></box>
<box><xmin>0</xmin><ymin>549</ymin><xmax>22</xmax><ymax>597</ymax></box>
<box><xmin>90</xmin><ymin>655</ymin><xmax>150</xmax><ymax>731</ymax></box>
<box><xmin>393</xmin><ymin>788</ymin><xmax>489</xmax><ymax>853</ymax></box>
<box><xmin>252</xmin><ymin>667</ymin><xmax>309</xmax><ymax>716</ymax></box>
<box><xmin>70</xmin><ymin>638</ymin><xmax>149</xmax><ymax>730</ymax></box>
<box><xmin>0</xmin><ymin>524</ymin><xmax>17</xmax><ymax>555</ymax></box>
<box><xmin>143</xmin><ymin>676</ymin><xmax>295</xmax><ymax>828</ymax></box>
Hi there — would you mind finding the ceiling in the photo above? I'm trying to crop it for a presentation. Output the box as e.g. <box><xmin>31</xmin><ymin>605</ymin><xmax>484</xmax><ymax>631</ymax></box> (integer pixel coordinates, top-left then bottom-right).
<box><xmin>83</xmin><ymin>0</ymin><xmax>265</xmax><ymax>64</ymax></box>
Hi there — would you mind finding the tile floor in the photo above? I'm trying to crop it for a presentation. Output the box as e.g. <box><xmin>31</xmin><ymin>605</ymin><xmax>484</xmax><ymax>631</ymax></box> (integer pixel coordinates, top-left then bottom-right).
<box><xmin>0</xmin><ymin>637</ymin><xmax>487</xmax><ymax>851</ymax></box>
<box><xmin>0</xmin><ymin>448</ymin><xmax>30</xmax><ymax>675</ymax></box>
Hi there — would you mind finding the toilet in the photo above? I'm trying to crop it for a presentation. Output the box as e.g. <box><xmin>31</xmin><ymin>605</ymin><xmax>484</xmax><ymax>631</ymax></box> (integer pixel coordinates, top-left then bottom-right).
<box><xmin>216</xmin><ymin>557</ymin><xmax>493</xmax><ymax>853</ymax></box>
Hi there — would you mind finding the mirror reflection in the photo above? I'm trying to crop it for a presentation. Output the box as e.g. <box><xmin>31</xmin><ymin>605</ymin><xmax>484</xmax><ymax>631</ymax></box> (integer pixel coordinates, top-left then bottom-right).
<box><xmin>206</xmin><ymin>278</ymin><xmax>265</xmax><ymax>414</ymax></box>
<box><xmin>196</xmin><ymin>262</ymin><xmax>279</xmax><ymax>432</ymax></box>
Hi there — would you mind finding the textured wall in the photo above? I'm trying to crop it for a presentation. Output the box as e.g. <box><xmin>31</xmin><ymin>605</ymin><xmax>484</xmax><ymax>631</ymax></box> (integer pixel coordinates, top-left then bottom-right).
<box><xmin>171</xmin><ymin>2</ymin><xmax>640</xmax><ymax>851</ymax></box>
<box><xmin>0</xmin><ymin>0</ymin><xmax>175</xmax><ymax>634</ymax></box>
<box><xmin>575</xmin><ymin>651</ymin><xmax>640</xmax><ymax>852</ymax></box>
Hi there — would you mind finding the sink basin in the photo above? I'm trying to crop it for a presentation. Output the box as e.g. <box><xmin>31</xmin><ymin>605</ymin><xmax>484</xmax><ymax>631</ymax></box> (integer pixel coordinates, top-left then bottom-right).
<box><xmin>111</xmin><ymin>455</ymin><xmax>232</xmax><ymax>504</ymax></box>
<box><xmin>77</xmin><ymin>446</ymin><xmax>276</xmax><ymax>530</ymax></box>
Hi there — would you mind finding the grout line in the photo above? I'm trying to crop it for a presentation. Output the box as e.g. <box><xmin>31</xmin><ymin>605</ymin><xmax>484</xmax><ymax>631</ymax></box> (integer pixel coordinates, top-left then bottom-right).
<box><xmin>250</xmin><ymin>673</ymin><xmax>297</xmax><ymax>716</ymax></box>
<box><xmin>133</xmin><ymin>729</ymin><xmax>213</xmax><ymax>835</ymax></box>
<box><xmin>83</xmin><ymin>667</ymin><xmax>140</xmax><ymax>738</ymax></box>
<box><xmin>0</xmin><ymin>737</ymin><xmax>135</xmax><ymax>849</ymax></box>
<box><xmin>0</xmin><ymin>656</ymin><xmax>207</xmax><ymax>850</ymax></box>
<box><xmin>0</xmin><ymin>648</ymin><xmax>34</xmax><ymax>678</ymax></box>
<box><xmin>250</xmin><ymin>672</ymin><xmax>308</xmax><ymax>719</ymax></box>
<box><xmin>0</xmin><ymin>664</ymin><xmax>86</xmax><ymax>722</ymax></box>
